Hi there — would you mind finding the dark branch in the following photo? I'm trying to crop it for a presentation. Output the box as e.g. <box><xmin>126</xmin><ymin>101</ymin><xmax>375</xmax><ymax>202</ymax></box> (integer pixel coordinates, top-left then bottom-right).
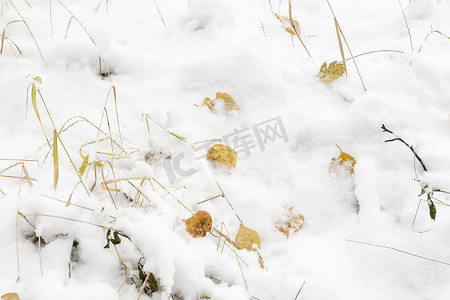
<box><xmin>381</xmin><ymin>124</ymin><xmax>428</xmax><ymax>172</ymax></box>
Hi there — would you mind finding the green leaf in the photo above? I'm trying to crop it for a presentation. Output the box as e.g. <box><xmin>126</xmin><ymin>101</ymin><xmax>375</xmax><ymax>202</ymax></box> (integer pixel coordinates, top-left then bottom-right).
<box><xmin>137</xmin><ymin>257</ymin><xmax>159</xmax><ymax>294</ymax></box>
<box><xmin>427</xmin><ymin>196</ymin><xmax>436</xmax><ymax>221</ymax></box>
<box><xmin>104</xmin><ymin>229</ymin><xmax>112</xmax><ymax>248</ymax></box>
<box><xmin>111</xmin><ymin>231</ymin><xmax>121</xmax><ymax>245</ymax></box>
<box><xmin>418</xmin><ymin>185</ymin><xmax>428</xmax><ymax>197</ymax></box>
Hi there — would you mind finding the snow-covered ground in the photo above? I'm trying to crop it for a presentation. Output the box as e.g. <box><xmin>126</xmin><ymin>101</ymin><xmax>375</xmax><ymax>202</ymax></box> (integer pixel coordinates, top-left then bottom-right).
<box><xmin>1</xmin><ymin>0</ymin><xmax>450</xmax><ymax>299</ymax></box>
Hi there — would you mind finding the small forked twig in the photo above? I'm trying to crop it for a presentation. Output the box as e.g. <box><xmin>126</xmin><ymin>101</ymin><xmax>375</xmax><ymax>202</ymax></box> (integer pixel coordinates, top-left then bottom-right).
<box><xmin>381</xmin><ymin>124</ymin><xmax>427</xmax><ymax>172</ymax></box>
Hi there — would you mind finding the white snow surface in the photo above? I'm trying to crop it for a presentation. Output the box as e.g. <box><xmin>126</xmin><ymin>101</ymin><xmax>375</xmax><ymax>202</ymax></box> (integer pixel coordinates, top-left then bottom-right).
<box><xmin>1</xmin><ymin>0</ymin><xmax>450</xmax><ymax>299</ymax></box>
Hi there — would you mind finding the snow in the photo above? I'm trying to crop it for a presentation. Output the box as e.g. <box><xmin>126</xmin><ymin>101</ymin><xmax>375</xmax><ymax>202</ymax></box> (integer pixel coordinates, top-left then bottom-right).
<box><xmin>1</xmin><ymin>0</ymin><xmax>450</xmax><ymax>299</ymax></box>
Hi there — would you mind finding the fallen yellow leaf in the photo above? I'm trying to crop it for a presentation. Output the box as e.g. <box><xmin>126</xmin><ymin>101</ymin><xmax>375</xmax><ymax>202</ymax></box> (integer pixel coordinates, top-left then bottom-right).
<box><xmin>235</xmin><ymin>224</ymin><xmax>260</xmax><ymax>251</ymax></box>
<box><xmin>318</xmin><ymin>61</ymin><xmax>346</xmax><ymax>82</ymax></box>
<box><xmin>184</xmin><ymin>211</ymin><xmax>212</xmax><ymax>238</ymax></box>
<box><xmin>330</xmin><ymin>144</ymin><xmax>356</xmax><ymax>174</ymax></box>
<box><xmin>274</xmin><ymin>13</ymin><xmax>301</xmax><ymax>35</ymax></box>
<box><xmin>201</xmin><ymin>92</ymin><xmax>240</xmax><ymax>114</ymax></box>
<box><xmin>207</xmin><ymin>144</ymin><xmax>237</xmax><ymax>168</ymax></box>
<box><xmin>275</xmin><ymin>206</ymin><xmax>305</xmax><ymax>238</ymax></box>
<box><xmin>1</xmin><ymin>293</ymin><xmax>20</xmax><ymax>300</ymax></box>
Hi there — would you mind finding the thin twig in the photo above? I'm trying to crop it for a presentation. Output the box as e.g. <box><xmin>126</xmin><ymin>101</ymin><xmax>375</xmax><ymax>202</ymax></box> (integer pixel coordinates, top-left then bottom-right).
<box><xmin>381</xmin><ymin>124</ymin><xmax>427</xmax><ymax>172</ymax></box>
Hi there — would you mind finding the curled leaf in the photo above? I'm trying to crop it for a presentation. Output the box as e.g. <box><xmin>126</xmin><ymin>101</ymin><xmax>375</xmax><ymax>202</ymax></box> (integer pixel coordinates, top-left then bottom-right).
<box><xmin>31</xmin><ymin>76</ymin><xmax>42</xmax><ymax>123</ymax></box>
<box><xmin>1</xmin><ymin>293</ymin><xmax>20</xmax><ymax>300</ymax></box>
<box><xmin>235</xmin><ymin>224</ymin><xmax>260</xmax><ymax>251</ymax></box>
<box><xmin>274</xmin><ymin>13</ymin><xmax>301</xmax><ymax>35</ymax></box>
<box><xmin>184</xmin><ymin>211</ymin><xmax>212</xmax><ymax>238</ymax></box>
<box><xmin>318</xmin><ymin>61</ymin><xmax>346</xmax><ymax>82</ymax></box>
<box><xmin>79</xmin><ymin>154</ymin><xmax>90</xmax><ymax>176</ymax></box>
<box><xmin>330</xmin><ymin>144</ymin><xmax>356</xmax><ymax>174</ymax></box>
<box><xmin>275</xmin><ymin>206</ymin><xmax>305</xmax><ymax>238</ymax></box>
<box><xmin>138</xmin><ymin>258</ymin><xmax>159</xmax><ymax>294</ymax></box>
<box><xmin>201</xmin><ymin>92</ymin><xmax>240</xmax><ymax>114</ymax></box>
<box><xmin>207</xmin><ymin>144</ymin><xmax>237</xmax><ymax>168</ymax></box>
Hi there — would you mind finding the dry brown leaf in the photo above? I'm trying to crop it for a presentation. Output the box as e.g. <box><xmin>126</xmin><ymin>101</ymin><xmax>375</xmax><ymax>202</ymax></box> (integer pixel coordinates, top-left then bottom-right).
<box><xmin>276</xmin><ymin>206</ymin><xmax>305</xmax><ymax>238</ymax></box>
<box><xmin>202</xmin><ymin>92</ymin><xmax>240</xmax><ymax>114</ymax></box>
<box><xmin>318</xmin><ymin>61</ymin><xmax>346</xmax><ymax>82</ymax></box>
<box><xmin>235</xmin><ymin>224</ymin><xmax>260</xmax><ymax>251</ymax></box>
<box><xmin>274</xmin><ymin>13</ymin><xmax>301</xmax><ymax>35</ymax></box>
<box><xmin>207</xmin><ymin>144</ymin><xmax>237</xmax><ymax>168</ymax></box>
<box><xmin>184</xmin><ymin>211</ymin><xmax>212</xmax><ymax>238</ymax></box>
<box><xmin>1</xmin><ymin>293</ymin><xmax>20</xmax><ymax>300</ymax></box>
<box><xmin>330</xmin><ymin>144</ymin><xmax>356</xmax><ymax>174</ymax></box>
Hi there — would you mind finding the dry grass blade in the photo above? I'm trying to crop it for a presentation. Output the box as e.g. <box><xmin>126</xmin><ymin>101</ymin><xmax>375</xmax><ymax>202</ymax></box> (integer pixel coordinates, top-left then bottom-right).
<box><xmin>345</xmin><ymin>239</ymin><xmax>450</xmax><ymax>266</ymax></box>
<box><xmin>7</xmin><ymin>0</ymin><xmax>44</xmax><ymax>60</ymax></box>
<box><xmin>97</xmin><ymin>86</ymin><xmax>123</xmax><ymax>148</ymax></box>
<box><xmin>325</xmin><ymin>0</ymin><xmax>366</xmax><ymax>91</ymax></box>
<box><xmin>79</xmin><ymin>154</ymin><xmax>89</xmax><ymax>176</ymax></box>
<box><xmin>0</xmin><ymin>174</ymin><xmax>37</xmax><ymax>181</ymax></box>
<box><xmin>287</xmin><ymin>0</ymin><xmax>312</xmax><ymax>60</ymax></box>
<box><xmin>418</xmin><ymin>28</ymin><xmax>450</xmax><ymax>53</ymax></box>
<box><xmin>56</xmin><ymin>0</ymin><xmax>96</xmax><ymax>45</ymax></box>
<box><xmin>0</xmin><ymin>20</ymin><xmax>22</xmax><ymax>54</ymax></box>
<box><xmin>334</xmin><ymin>18</ymin><xmax>347</xmax><ymax>76</ymax></box>
<box><xmin>64</xmin><ymin>16</ymin><xmax>74</xmax><ymax>39</ymax></box>
<box><xmin>196</xmin><ymin>194</ymin><xmax>224</xmax><ymax>205</ymax></box>
<box><xmin>39</xmin><ymin>194</ymin><xmax>117</xmax><ymax>220</ymax></box>
<box><xmin>126</xmin><ymin>179</ymin><xmax>152</xmax><ymax>205</ymax></box>
<box><xmin>103</xmin><ymin>107</ymin><xmax>114</xmax><ymax>151</ymax></box>
<box><xmin>397</xmin><ymin>0</ymin><xmax>413</xmax><ymax>52</ymax></box>
<box><xmin>32</xmin><ymin>85</ymin><xmax>91</xmax><ymax>195</ymax></box>
<box><xmin>29</xmin><ymin>76</ymin><xmax>51</xmax><ymax>148</ymax></box>
<box><xmin>216</xmin><ymin>182</ymin><xmax>267</xmax><ymax>269</ymax></box>
<box><xmin>101</xmin><ymin>161</ymin><xmax>118</xmax><ymax>209</ymax></box>
<box><xmin>111</xmin><ymin>86</ymin><xmax>123</xmax><ymax>145</ymax></box>
<box><xmin>18</xmin><ymin>211</ymin><xmax>36</xmax><ymax>229</ymax></box>
<box><xmin>49</xmin><ymin>0</ymin><xmax>54</xmax><ymax>41</ymax></box>
<box><xmin>0</xmin><ymin>161</ymin><xmax>36</xmax><ymax>185</ymax></box>
<box><xmin>25</xmin><ymin>213</ymin><xmax>121</xmax><ymax>231</ymax></box>
<box><xmin>53</xmin><ymin>129</ymin><xmax>59</xmax><ymax>189</ymax></box>
<box><xmin>16</xmin><ymin>211</ymin><xmax>20</xmax><ymax>281</ymax></box>
<box><xmin>222</xmin><ymin>224</ymin><xmax>248</xmax><ymax>290</ymax></box>
<box><xmin>65</xmin><ymin>181</ymin><xmax>82</xmax><ymax>207</ymax></box>
<box><xmin>4</xmin><ymin>36</ymin><xmax>23</xmax><ymax>56</ymax></box>
<box><xmin>151</xmin><ymin>177</ymin><xmax>193</xmax><ymax>214</ymax></box>
<box><xmin>293</xmin><ymin>281</ymin><xmax>306</xmax><ymax>300</ymax></box>
<box><xmin>21</xmin><ymin>164</ymin><xmax>33</xmax><ymax>187</ymax></box>
<box><xmin>151</xmin><ymin>0</ymin><xmax>166</xmax><ymax>29</ymax></box>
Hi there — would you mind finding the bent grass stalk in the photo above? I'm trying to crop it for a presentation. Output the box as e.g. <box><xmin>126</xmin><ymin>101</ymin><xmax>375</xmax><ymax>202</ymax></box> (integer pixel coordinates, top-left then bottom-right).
<box><xmin>7</xmin><ymin>0</ymin><xmax>44</xmax><ymax>60</ymax></box>
<box><xmin>0</xmin><ymin>20</ymin><xmax>22</xmax><ymax>54</ymax></box>
<box><xmin>56</xmin><ymin>0</ymin><xmax>96</xmax><ymax>45</ymax></box>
